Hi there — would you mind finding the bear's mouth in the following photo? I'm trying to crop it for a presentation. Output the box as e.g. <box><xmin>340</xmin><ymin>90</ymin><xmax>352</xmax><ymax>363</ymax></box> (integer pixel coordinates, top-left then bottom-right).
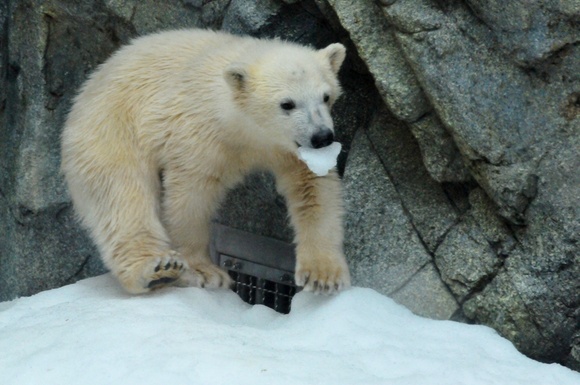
<box><xmin>294</xmin><ymin>139</ymin><xmax>313</xmax><ymax>149</ymax></box>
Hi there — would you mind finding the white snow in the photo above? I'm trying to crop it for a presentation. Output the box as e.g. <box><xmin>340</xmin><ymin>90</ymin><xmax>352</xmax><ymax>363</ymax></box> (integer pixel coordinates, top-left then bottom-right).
<box><xmin>297</xmin><ymin>142</ymin><xmax>342</xmax><ymax>176</ymax></box>
<box><xmin>1</xmin><ymin>274</ymin><xmax>578</xmax><ymax>385</ymax></box>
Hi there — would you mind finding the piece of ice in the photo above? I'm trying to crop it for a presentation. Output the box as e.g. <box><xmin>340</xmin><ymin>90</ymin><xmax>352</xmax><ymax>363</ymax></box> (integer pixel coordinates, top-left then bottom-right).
<box><xmin>296</xmin><ymin>142</ymin><xmax>342</xmax><ymax>176</ymax></box>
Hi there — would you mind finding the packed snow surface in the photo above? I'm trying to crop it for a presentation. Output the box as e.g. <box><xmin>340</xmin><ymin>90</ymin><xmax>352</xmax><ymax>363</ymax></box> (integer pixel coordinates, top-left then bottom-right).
<box><xmin>1</xmin><ymin>275</ymin><xmax>578</xmax><ymax>385</ymax></box>
<box><xmin>297</xmin><ymin>141</ymin><xmax>341</xmax><ymax>176</ymax></box>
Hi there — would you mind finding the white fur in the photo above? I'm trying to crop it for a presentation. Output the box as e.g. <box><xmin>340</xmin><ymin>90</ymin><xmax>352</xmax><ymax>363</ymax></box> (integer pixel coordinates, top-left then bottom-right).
<box><xmin>61</xmin><ymin>29</ymin><xmax>350</xmax><ymax>295</ymax></box>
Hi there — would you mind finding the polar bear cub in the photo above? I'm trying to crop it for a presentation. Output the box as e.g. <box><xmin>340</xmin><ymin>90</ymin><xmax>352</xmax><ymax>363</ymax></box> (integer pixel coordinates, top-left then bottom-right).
<box><xmin>61</xmin><ymin>29</ymin><xmax>350</xmax><ymax>295</ymax></box>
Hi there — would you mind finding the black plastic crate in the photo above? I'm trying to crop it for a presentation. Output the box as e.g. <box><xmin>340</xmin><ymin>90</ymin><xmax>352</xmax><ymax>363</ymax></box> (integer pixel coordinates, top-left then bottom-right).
<box><xmin>211</xmin><ymin>224</ymin><xmax>298</xmax><ymax>314</ymax></box>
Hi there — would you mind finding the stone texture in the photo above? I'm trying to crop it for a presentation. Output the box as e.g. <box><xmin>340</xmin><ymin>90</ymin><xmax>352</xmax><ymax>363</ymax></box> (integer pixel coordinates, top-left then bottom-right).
<box><xmin>0</xmin><ymin>0</ymin><xmax>6</xmax><ymax>128</ymax></box>
<box><xmin>328</xmin><ymin>0</ymin><xmax>579</xmax><ymax>368</ymax></box>
<box><xmin>322</xmin><ymin>0</ymin><xmax>470</xmax><ymax>183</ymax></box>
<box><xmin>380</xmin><ymin>0</ymin><xmax>443</xmax><ymax>34</ymax></box>
<box><xmin>474</xmin><ymin>132</ymin><xmax>580</xmax><ymax>365</ymax></box>
<box><xmin>462</xmin><ymin>267</ymin><xmax>547</xmax><ymax>356</ymax></box>
<box><xmin>222</xmin><ymin>0</ymin><xmax>282</xmax><ymax>35</ymax></box>
<box><xmin>322</xmin><ymin>0</ymin><xmax>429</xmax><ymax>122</ymax></box>
<box><xmin>464</xmin><ymin>243</ymin><xmax>579</xmax><ymax>365</ymax></box>
<box><xmin>198</xmin><ymin>0</ymin><xmax>231</xmax><ymax>28</ymax></box>
<box><xmin>408</xmin><ymin>113</ymin><xmax>470</xmax><ymax>183</ymax></box>
<box><xmin>465</xmin><ymin>188</ymin><xmax>516</xmax><ymax>259</ymax></box>
<box><xmin>343</xmin><ymin>130</ymin><xmax>431</xmax><ymax>295</ymax></box>
<box><xmin>385</xmin><ymin>1</ymin><xmax>575</xmax><ymax>225</ymax></box>
<box><xmin>433</xmin><ymin>188</ymin><xmax>516</xmax><ymax>302</ymax></box>
<box><xmin>0</xmin><ymin>0</ymin><xmax>136</xmax><ymax>300</ymax></box>
<box><xmin>569</xmin><ymin>332</ymin><xmax>580</xmax><ymax>371</ymax></box>
<box><xmin>366</xmin><ymin>105</ymin><xmax>459</xmax><ymax>252</ymax></box>
<box><xmin>103</xmin><ymin>0</ymin><xmax>203</xmax><ymax>35</ymax></box>
<box><xmin>434</xmin><ymin>221</ymin><xmax>501</xmax><ymax>301</ymax></box>
<box><xmin>464</xmin><ymin>0</ymin><xmax>580</xmax><ymax>65</ymax></box>
<box><xmin>390</xmin><ymin>262</ymin><xmax>459</xmax><ymax>320</ymax></box>
<box><xmin>222</xmin><ymin>0</ymin><xmax>337</xmax><ymax>46</ymax></box>
<box><xmin>343</xmin><ymin>128</ymin><xmax>458</xmax><ymax>320</ymax></box>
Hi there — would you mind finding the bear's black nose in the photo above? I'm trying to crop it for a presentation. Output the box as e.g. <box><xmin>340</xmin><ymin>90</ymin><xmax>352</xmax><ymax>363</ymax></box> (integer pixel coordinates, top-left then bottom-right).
<box><xmin>311</xmin><ymin>129</ymin><xmax>334</xmax><ymax>149</ymax></box>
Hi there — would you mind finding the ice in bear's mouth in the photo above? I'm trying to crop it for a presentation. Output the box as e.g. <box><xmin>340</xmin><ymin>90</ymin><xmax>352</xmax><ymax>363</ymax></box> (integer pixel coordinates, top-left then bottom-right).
<box><xmin>296</xmin><ymin>142</ymin><xmax>341</xmax><ymax>177</ymax></box>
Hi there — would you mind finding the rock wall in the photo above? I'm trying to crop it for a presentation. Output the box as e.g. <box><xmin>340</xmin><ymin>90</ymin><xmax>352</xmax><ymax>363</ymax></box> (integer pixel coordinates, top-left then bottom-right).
<box><xmin>326</xmin><ymin>0</ymin><xmax>579</xmax><ymax>369</ymax></box>
<box><xmin>0</xmin><ymin>0</ymin><xmax>577</xmax><ymax>370</ymax></box>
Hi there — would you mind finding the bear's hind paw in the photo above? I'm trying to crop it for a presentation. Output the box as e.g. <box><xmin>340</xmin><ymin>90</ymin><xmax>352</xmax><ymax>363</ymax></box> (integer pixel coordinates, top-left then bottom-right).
<box><xmin>178</xmin><ymin>263</ymin><xmax>233</xmax><ymax>290</ymax></box>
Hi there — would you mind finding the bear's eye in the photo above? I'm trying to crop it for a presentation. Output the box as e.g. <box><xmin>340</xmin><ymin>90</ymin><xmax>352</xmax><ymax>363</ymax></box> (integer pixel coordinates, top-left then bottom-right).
<box><xmin>323</xmin><ymin>94</ymin><xmax>330</xmax><ymax>103</ymax></box>
<box><xmin>280</xmin><ymin>100</ymin><xmax>296</xmax><ymax>111</ymax></box>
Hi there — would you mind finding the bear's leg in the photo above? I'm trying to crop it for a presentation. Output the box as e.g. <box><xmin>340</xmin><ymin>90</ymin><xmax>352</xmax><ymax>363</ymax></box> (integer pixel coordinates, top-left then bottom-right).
<box><xmin>272</xmin><ymin>154</ymin><xmax>351</xmax><ymax>295</ymax></box>
<box><xmin>110</xmin><ymin>234</ymin><xmax>186</xmax><ymax>294</ymax></box>
<box><xmin>70</xmin><ymin>164</ymin><xmax>188</xmax><ymax>294</ymax></box>
<box><xmin>160</xmin><ymin>172</ymin><xmax>232</xmax><ymax>289</ymax></box>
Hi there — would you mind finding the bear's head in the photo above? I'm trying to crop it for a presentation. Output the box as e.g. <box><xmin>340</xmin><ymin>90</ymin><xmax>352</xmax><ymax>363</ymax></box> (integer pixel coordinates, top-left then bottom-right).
<box><xmin>224</xmin><ymin>42</ymin><xmax>346</xmax><ymax>151</ymax></box>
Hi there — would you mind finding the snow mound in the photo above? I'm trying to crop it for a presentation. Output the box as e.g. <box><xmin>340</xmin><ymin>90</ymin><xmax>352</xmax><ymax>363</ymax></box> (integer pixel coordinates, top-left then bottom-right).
<box><xmin>297</xmin><ymin>142</ymin><xmax>341</xmax><ymax>176</ymax></box>
<box><xmin>0</xmin><ymin>274</ymin><xmax>578</xmax><ymax>385</ymax></box>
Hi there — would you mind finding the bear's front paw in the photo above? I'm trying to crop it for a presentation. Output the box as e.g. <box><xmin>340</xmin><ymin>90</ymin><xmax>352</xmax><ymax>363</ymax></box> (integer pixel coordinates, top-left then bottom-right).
<box><xmin>295</xmin><ymin>254</ymin><xmax>351</xmax><ymax>295</ymax></box>
<box><xmin>178</xmin><ymin>262</ymin><xmax>233</xmax><ymax>289</ymax></box>
<box><xmin>146</xmin><ymin>251</ymin><xmax>186</xmax><ymax>290</ymax></box>
<box><xmin>116</xmin><ymin>250</ymin><xmax>187</xmax><ymax>293</ymax></box>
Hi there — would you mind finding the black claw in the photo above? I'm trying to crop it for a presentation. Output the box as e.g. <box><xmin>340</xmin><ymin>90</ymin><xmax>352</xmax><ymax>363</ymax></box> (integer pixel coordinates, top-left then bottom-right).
<box><xmin>334</xmin><ymin>283</ymin><xmax>339</xmax><ymax>291</ymax></box>
<box><xmin>164</xmin><ymin>262</ymin><xmax>171</xmax><ymax>270</ymax></box>
<box><xmin>313</xmin><ymin>281</ymin><xmax>319</xmax><ymax>291</ymax></box>
<box><xmin>303</xmin><ymin>274</ymin><xmax>310</xmax><ymax>286</ymax></box>
<box><xmin>173</xmin><ymin>261</ymin><xmax>178</xmax><ymax>269</ymax></box>
<box><xmin>147</xmin><ymin>276</ymin><xmax>177</xmax><ymax>289</ymax></box>
<box><xmin>154</xmin><ymin>264</ymin><xmax>161</xmax><ymax>272</ymax></box>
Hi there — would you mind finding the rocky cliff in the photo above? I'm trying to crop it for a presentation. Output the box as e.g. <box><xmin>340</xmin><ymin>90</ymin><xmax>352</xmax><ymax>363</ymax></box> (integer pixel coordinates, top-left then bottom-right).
<box><xmin>0</xmin><ymin>0</ymin><xmax>578</xmax><ymax>370</ymax></box>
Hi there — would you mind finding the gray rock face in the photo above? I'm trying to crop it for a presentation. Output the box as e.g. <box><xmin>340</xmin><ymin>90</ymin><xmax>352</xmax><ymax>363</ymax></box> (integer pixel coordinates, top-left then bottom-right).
<box><xmin>343</xmin><ymin>130</ymin><xmax>431</xmax><ymax>294</ymax></box>
<box><xmin>343</xmin><ymin>128</ymin><xmax>458</xmax><ymax>320</ymax></box>
<box><xmin>408</xmin><ymin>114</ymin><xmax>470</xmax><ymax>183</ymax></box>
<box><xmin>323</xmin><ymin>0</ymin><xmax>430</xmax><ymax>122</ymax></box>
<box><xmin>390</xmin><ymin>262</ymin><xmax>458</xmax><ymax>321</ymax></box>
<box><xmin>0</xmin><ymin>2</ymin><xmax>6</xmax><ymax>132</ymax></box>
<box><xmin>0</xmin><ymin>0</ymin><xmax>139</xmax><ymax>300</ymax></box>
<box><xmin>366</xmin><ymin>106</ymin><xmax>459</xmax><ymax>253</ymax></box>
<box><xmin>329</xmin><ymin>0</ymin><xmax>579</xmax><ymax>369</ymax></box>
<box><xmin>464</xmin><ymin>0</ymin><xmax>580</xmax><ymax>65</ymax></box>
<box><xmin>387</xmin><ymin>1</ymin><xmax>577</xmax><ymax>226</ymax></box>
<box><xmin>222</xmin><ymin>0</ymin><xmax>282</xmax><ymax>35</ymax></box>
<box><xmin>434</xmin><ymin>188</ymin><xmax>515</xmax><ymax>302</ymax></box>
<box><xmin>435</xmin><ymin>221</ymin><xmax>502</xmax><ymax>301</ymax></box>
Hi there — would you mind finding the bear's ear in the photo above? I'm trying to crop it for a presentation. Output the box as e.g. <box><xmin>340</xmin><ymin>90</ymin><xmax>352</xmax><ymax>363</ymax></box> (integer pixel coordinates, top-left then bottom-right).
<box><xmin>224</xmin><ymin>63</ymin><xmax>249</xmax><ymax>92</ymax></box>
<box><xmin>319</xmin><ymin>43</ymin><xmax>346</xmax><ymax>75</ymax></box>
